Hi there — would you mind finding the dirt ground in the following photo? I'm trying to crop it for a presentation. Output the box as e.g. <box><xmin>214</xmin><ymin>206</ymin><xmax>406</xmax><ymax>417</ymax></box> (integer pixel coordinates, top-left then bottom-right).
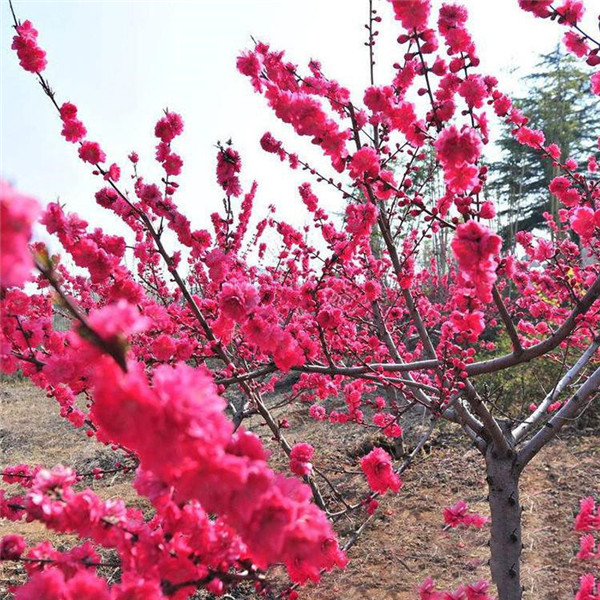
<box><xmin>0</xmin><ymin>379</ymin><xmax>598</xmax><ymax>599</ymax></box>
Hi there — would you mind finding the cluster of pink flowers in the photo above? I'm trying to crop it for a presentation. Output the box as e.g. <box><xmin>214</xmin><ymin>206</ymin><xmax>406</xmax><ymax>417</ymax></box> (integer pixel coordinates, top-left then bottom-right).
<box><xmin>451</xmin><ymin>220</ymin><xmax>502</xmax><ymax>305</ymax></box>
<box><xmin>570</xmin><ymin>206</ymin><xmax>600</xmax><ymax>238</ymax></box>
<box><xmin>443</xmin><ymin>500</ymin><xmax>489</xmax><ymax>529</ymax></box>
<box><xmin>11</xmin><ymin>20</ymin><xmax>46</xmax><ymax>73</ymax></box>
<box><xmin>0</xmin><ymin>181</ymin><xmax>40</xmax><ymax>288</ymax></box>
<box><xmin>155</xmin><ymin>111</ymin><xmax>185</xmax><ymax>180</ymax></box>
<box><xmin>59</xmin><ymin>102</ymin><xmax>87</xmax><ymax>143</ymax></box>
<box><xmin>289</xmin><ymin>443</ymin><xmax>314</xmax><ymax>476</ymax></box>
<box><xmin>419</xmin><ymin>577</ymin><xmax>494</xmax><ymax>600</ymax></box>
<box><xmin>360</xmin><ymin>447</ymin><xmax>402</xmax><ymax>494</ymax></box>
<box><xmin>216</xmin><ymin>146</ymin><xmax>242</xmax><ymax>196</ymax></box>
<box><xmin>435</xmin><ymin>125</ymin><xmax>482</xmax><ymax>194</ymax></box>
<box><xmin>390</xmin><ymin>0</ymin><xmax>431</xmax><ymax>32</ymax></box>
<box><xmin>574</xmin><ymin>496</ymin><xmax>600</xmax><ymax>599</ymax></box>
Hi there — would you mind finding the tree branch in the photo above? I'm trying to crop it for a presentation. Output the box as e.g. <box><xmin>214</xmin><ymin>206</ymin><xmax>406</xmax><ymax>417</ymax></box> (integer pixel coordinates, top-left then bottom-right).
<box><xmin>513</xmin><ymin>336</ymin><xmax>600</xmax><ymax>442</ymax></box>
<box><xmin>517</xmin><ymin>365</ymin><xmax>600</xmax><ymax>469</ymax></box>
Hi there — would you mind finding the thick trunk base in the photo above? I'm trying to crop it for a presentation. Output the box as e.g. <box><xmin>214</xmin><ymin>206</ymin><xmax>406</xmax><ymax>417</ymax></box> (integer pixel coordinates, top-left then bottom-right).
<box><xmin>486</xmin><ymin>448</ymin><xmax>523</xmax><ymax>600</ymax></box>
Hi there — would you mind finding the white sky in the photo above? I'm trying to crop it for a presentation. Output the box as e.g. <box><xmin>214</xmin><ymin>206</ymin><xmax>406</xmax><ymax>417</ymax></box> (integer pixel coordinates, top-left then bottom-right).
<box><xmin>2</xmin><ymin>0</ymin><xmax>597</xmax><ymax>246</ymax></box>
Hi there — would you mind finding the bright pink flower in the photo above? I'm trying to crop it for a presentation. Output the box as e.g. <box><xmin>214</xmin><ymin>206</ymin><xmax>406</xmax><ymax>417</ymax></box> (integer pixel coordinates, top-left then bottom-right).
<box><xmin>576</xmin><ymin>534</ymin><xmax>598</xmax><ymax>561</ymax></box>
<box><xmin>216</xmin><ymin>147</ymin><xmax>242</xmax><ymax>197</ymax></box>
<box><xmin>451</xmin><ymin>310</ymin><xmax>485</xmax><ymax>343</ymax></box>
<box><xmin>451</xmin><ymin>220</ymin><xmax>502</xmax><ymax>304</ymax></box>
<box><xmin>309</xmin><ymin>405</ymin><xmax>327</xmax><ymax>420</ymax></box>
<box><xmin>438</xmin><ymin>4</ymin><xmax>469</xmax><ymax>33</ymax></box>
<box><xmin>564</xmin><ymin>31</ymin><xmax>589</xmax><ymax>57</ymax></box>
<box><xmin>346</xmin><ymin>202</ymin><xmax>378</xmax><ymax>238</ymax></box>
<box><xmin>419</xmin><ymin>577</ymin><xmax>443</xmax><ymax>600</ymax></box>
<box><xmin>373</xmin><ymin>413</ymin><xmax>402</xmax><ymax>438</ymax></box>
<box><xmin>11</xmin><ymin>21</ymin><xmax>47</xmax><ymax>73</ymax></box>
<box><xmin>518</xmin><ymin>0</ymin><xmax>553</xmax><ymax>18</ymax></box>
<box><xmin>105</xmin><ymin>163</ymin><xmax>121</xmax><ymax>182</ymax></box>
<box><xmin>348</xmin><ymin>147</ymin><xmax>380</xmax><ymax>180</ymax></box>
<box><xmin>549</xmin><ymin>175</ymin><xmax>580</xmax><ymax>207</ymax></box>
<box><xmin>66</xmin><ymin>571</ymin><xmax>110</xmax><ymax>599</ymax></box>
<box><xmin>14</xmin><ymin>568</ymin><xmax>66</xmax><ymax>600</ymax></box>
<box><xmin>515</xmin><ymin>126</ymin><xmax>545</xmax><ymax>148</ymax></box>
<box><xmin>575</xmin><ymin>573</ymin><xmax>599</xmax><ymax>600</ymax></box>
<box><xmin>479</xmin><ymin>200</ymin><xmax>496</xmax><ymax>219</ymax></box>
<box><xmin>260</xmin><ymin>132</ymin><xmax>286</xmax><ymax>160</ymax></box>
<box><xmin>61</xmin><ymin>119</ymin><xmax>87</xmax><ymax>143</ymax></box>
<box><xmin>435</xmin><ymin>125</ymin><xmax>482</xmax><ymax>193</ymax></box>
<box><xmin>571</xmin><ymin>207</ymin><xmax>597</xmax><ymax>238</ymax></box>
<box><xmin>391</xmin><ymin>0</ymin><xmax>431</xmax><ymax>31</ymax></box>
<box><xmin>591</xmin><ymin>72</ymin><xmax>600</xmax><ymax>96</ymax></box>
<box><xmin>360</xmin><ymin>447</ymin><xmax>402</xmax><ymax>494</ymax></box>
<box><xmin>364</xmin><ymin>280</ymin><xmax>382</xmax><ymax>301</ymax></box>
<box><xmin>458</xmin><ymin>74</ymin><xmax>487</xmax><ymax>109</ymax></box>
<box><xmin>78</xmin><ymin>141</ymin><xmax>106</xmax><ymax>164</ymax></box>
<box><xmin>162</xmin><ymin>152</ymin><xmax>183</xmax><ymax>176</ymax></box>
<box><xmin>364</xmin><ymin>86</ymin><xmax>394</xmax><ymax>112</ymax></box>
<box><xmin>465</xmin><ymin>579</ymin><xmax>493</xmax><ymax>600</ymax></box>
<box><xmin>443</xmin><ymin>500</ymin><xmax>488</xmax><ymax>528</ymax></box>
<box><xmin>0</xmin><ymin>534</ymin><xmax>27</xmax><ymax>560</ymax></box>
<box><xmin>575</xmin><ymin>497</ymin><xmax>600</xmax><ymax>531</ymax></box>
<box><xmin>0</xmin><ymin>180</ymin><xmax>40</xmax><ymax>288</ymax></box>
<box><xmin>556</xmin><ymin>0</ymin><xmax>585</xmax><ymax>25</ymax></box>
<box><xmin>154</xmin><ymin>111</ymin><xmax>184</xmax><ymax>143</ymax></box>
<box><xmin>219</xmin><ymin>281</ymin><xmax>259</xmax><ymax>322</ymax></box>
<box><xmin>290</xmin><ymin>443</ymin><xmax>314</xmax><ymax>476</ymax></box>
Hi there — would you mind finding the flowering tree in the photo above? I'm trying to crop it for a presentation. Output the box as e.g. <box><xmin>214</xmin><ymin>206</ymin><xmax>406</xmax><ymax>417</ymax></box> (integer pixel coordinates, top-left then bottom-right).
<box><xmin>2</xmin><ymin>0</ymin><xmax>600</xmax><ymax>599</ymax></box>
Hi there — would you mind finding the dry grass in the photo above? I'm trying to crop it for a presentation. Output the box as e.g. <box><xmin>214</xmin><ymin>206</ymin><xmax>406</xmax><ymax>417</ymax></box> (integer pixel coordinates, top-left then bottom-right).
<box><xmin>1</xmin><ymin>379</ymin><xmax>598</xmax><ymax>599</ymax></box>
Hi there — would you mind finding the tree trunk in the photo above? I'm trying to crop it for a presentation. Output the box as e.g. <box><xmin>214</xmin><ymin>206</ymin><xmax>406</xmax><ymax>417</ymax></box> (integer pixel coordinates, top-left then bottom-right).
<box><xmin>486</xmin><ymin>446</ymin><xmax>523</xmax><ymax>600</ymax></box>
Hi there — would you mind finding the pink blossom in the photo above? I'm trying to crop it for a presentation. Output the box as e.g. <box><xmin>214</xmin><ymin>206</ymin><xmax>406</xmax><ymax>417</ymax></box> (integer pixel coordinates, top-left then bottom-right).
<box><xmin>309</xmin><ymin>405</ymin><xmax>327</xmax><ymax>420</ymax></box>
<box><xmin>78</xmin><ymin>141</ymin><xmax>106</xmax><ymax>164</ymax></box>
<box><xmin>216</xmin><ymin>147</ymin><xmax>242</xmax><ymax>197</ymax></box>
<box><xmin>576</xmin><ymin>534</ymin><xmax>598</xmax><ymax>561</ymax></box>
<box><xmin>0</xmin><ymin>534</ymin><xmax>27</xmax><ymax>560</ymax></box>
<box><xmin>564</xmin><ymin>31</ymin><xmax>589</xmax><ymax>57</ymax></box>
<box><xmin>450</xmin><ymin>310</ymin><xmax>485</xmax><ymax>343</ymax></box>
<box><xmin>518</xmin><ymin>0</ymin><xmax>553</xmax><ymax>18</ymax></box>
<box><xmin>61</xmin><ymin>119</ymin><xmax>87</xmax><ymax>143</ymax></box>
<box><xmin>154</xmin><ymin>111</ymin><xmax>184</xmax><ymax>143</ymax></box>
<box><xmin>391</xmin><ymin>0</ymin><xmax>431</xmax><ymax>31</ymax></box>
<box><xmin>438</xmin><ymin>5</ymin><xmax>469</xmax><ymax>33</ymax></box>
<box><xmin>571</xmin><ymin>207</ymin><xmax>597</xmax><ymax>238</ymax></box>
<box><xmin>443</xmin><ymin>500</ymin><xmax>489</xmax><ymax>528</ymax></box>
<box><xmin>451</xmin><ymin>220</ymin><xmax>502</xmax><ymax>304</ymax></box>
<box><xmin>11</xmin><ymin>21</ymin><xmax>47</xmax><ymax>73</ymax></box>
<box><xmin>419</xmin><ymin>577</ymin><xmax>443</xmax><ymax>600</ymax></box>
<box><xmin>434</xmin><ymin>125</ymin><xmax>482</xmax><ymax>193</ymax></box>
<box><xmin>364</xmin><ymin>86</ymin><xmax>394</xmax><ymax>112</ymax></box>
<box><xmin>575</xmin><ymin>573</ymin><xmax>599</xmax><ymax>600</ymax></box>
<box><xmin>556</xmin><ymin>0</ymin><xmax>585</xmax><ymax>25</ymax></box>
<box><xmin>0</xmin><ymin>181</ymin><xmax>40</xmax><ymax>288</ymax></box>
<box><xmin>591</xmin><ymin>72</ymin><xmax>600</xmax><ymax>96</ymax></box>
<box><xmin>290</xmin><ymin>443</ymin><xmax>314</xmax><ymax>476</ymax></box>
<box><xmin>349</xmin><ymin>147</ymin><xmax>380</xmax><ymax>180</ymax></box>
<box><xmin>458</xmin><ymin>75</ymin><xmax>487</xmax><ymax>109</ymax></box>
<box><xmin>219</xmin><ymin>281</ymin><xmax>259</xmax><ymax>322</ymax></box>
<box><xmin>360</xmin><ymin>447</ymin><xmax>402</xmax><ymax>494</ymax></box>
<box><xmin>515</xmin><ymin>126</ymin><xmax>545</xmax><ymax>148</ymax></box>
<box><xmin>575</xmin><ymin>497</ymin><xmax>600</xmax><ymax>531</ymax></box>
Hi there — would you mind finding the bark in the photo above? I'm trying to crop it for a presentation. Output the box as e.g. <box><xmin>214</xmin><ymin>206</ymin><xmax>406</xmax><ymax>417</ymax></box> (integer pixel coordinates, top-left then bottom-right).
<box><xmin>486</xmin><ymin>445</ymin><xmax>523</xmax><ymax>600</ymax></box>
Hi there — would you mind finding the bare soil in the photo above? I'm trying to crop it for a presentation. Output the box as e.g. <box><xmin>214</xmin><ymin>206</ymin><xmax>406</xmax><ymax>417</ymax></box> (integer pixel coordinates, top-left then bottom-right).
<box><xmin>0</xmin><ymin>379</ymin><xmax>598</xmax><ymax>599</ymax></box>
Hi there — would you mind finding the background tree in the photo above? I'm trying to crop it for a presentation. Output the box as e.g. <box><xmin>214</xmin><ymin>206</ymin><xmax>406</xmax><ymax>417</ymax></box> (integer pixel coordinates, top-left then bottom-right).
<box><xmin>490</xmin><ymin>46</ymin><xmax>599</xmax><ymax>247</ymax></box>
